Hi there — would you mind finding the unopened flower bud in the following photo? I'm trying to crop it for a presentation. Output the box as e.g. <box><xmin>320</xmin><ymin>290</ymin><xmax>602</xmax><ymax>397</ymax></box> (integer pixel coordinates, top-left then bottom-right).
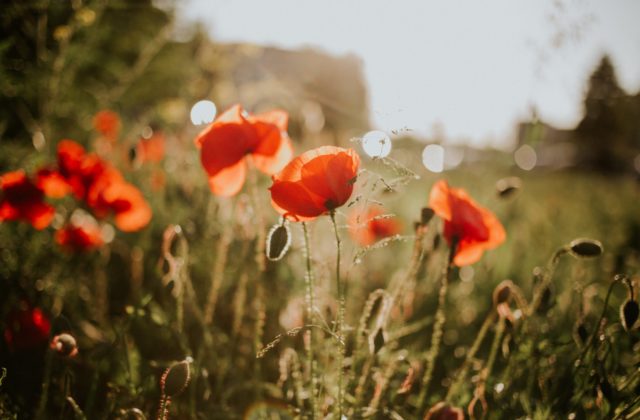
<box><xmin>161</xmin><ymin>359</ymin><xmax>191</xmax><ymax>397</ymax></box>
<box><xmin>568</xmin><ymin>238</ymin><xmax>603</xmax><ymax>258</ymax></box>
<box><xmin>620</xmin><ymin>299</ymin><xmax>639</xmax><ymax>332</ymax></box>
<box><xmin>424</xmin><ymin>401</ymin><xmax>464</xmax><ymax>420</ymax></box>
<box><xmin>495</xmin><ymin>176</ymin><xmax>522</xmax><ymax>198</ymax></box>
<box><xmin>266</xmin><ymin>220</ymin><xmax>291</xmax><ymax>261</ymax></box>
<box><xmin>492</xmin><ymin>280</ymin><xmax>514</xmax><ymax>307</ymax></box>
<box><xmin>50</xmin><ymin>333</ymin><xmax>78</xmax><ymax>357</ymax></box>
<box><xmin>421</xmin><ymin>207</ymin><xmax>435</xmax><ymax>225</ymax></box>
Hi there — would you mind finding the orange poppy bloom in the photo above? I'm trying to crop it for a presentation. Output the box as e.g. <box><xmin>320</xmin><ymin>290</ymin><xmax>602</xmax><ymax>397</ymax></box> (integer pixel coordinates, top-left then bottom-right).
<box><xmin>137</xmin><ymin>132</ymin><xmax>165</xmax><ymax>164</ymax></box>
<box><xmin>93</xmin><ymin>109</ymin><xmax>121</xmax><ymax>140</ymax></box>
<box><xmin>429</xmin><ymin>180</ymin><xmax>505</xmax><ymax>266</ymax></box>
<box><xmin>269</xmin><ymin>146</ymin><xmax>360</xmax><ymax>221</ymax></box>
<box><xmin>36</xmin><ymin>168</ymin><xmax>71</xmax><ymax>198</ymax></box>
<box><xmin>55</xmin><ymin>140</ymin><xmax>151</xmax><ymax>232</ymax></box>
<box><xmin>348</xmin><ymin>205</ymin><xmax>402</xmax><ymax>246</ymax></box>
<box><xmin>195</xmin><ymin>104</ymin><xmax>293</xmax><ymax>197</ymax></box>
<box><xmin>0</xmin><ymin>170</ymin><xmax>55</xmax><ymax>230</ymax></box>
<box><xmin>55</xmin><ymin>219</ymin><xmax>104</xmax><ymax>252</ymax></box>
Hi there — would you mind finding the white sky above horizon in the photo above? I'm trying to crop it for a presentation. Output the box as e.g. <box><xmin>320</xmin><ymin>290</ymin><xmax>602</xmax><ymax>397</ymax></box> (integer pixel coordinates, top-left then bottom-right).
<box><xmin>177</xmin><ymin>0</ymin><xmax>640</xmax><ymax>149</ymax></box>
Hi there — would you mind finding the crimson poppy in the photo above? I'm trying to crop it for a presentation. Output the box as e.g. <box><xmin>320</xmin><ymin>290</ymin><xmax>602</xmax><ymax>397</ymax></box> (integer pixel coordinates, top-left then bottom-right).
<box><xmin>55</xmin><ymin>219</ymin><xmax>104</xmax><ymax>252</ymax></box>
<box><xmin>3</xmin><ymin>304</ymin><xmax>51</xmax><ymax>351</ymax></box>
<box><xmin>195</xmin><ymin>104</ymin><xmax>293</xmax><ymax>197</ymax></box>
<box><xmin>269</xmin><ymin>146</ymin><xmax>360</xmax><ymax>221</ymax></box>
<box><xmin>93</xmin><ymin>109</ymin><xmax>121</xmax><ymax>140</ymax></box>
<box><xmin>348</xmin><ymin>205</ymin><xmax>402</xmax><ymax>246</ymax></box>
<box><xmin>0</xmin><ymin>170</ymin><xmax>55</xmax><ymax>230</ymax></box>
<box><xmin>429</xmin><ymin>180</ymin><xmax>505</xmax><ymax>266</ymax></box>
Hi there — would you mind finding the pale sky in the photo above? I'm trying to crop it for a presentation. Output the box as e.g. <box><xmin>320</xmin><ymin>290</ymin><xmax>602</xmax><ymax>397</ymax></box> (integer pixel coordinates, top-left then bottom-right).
<box><xmin>178</xmin><ymin>0</ymin><xmax>640</xmax><ymax>148</ymax></box>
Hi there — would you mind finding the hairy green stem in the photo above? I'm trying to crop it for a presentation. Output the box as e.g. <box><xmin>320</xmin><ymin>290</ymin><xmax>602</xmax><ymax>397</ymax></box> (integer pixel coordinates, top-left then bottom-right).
<box><xmin>417</xmin><ymin>244</ymin><xmax>455</xmax><ymax>412</ymax></box>
<box><xmin>445</xmin><ymin>310</ymin><xmax>497</xmax><ymax>402</ymax></box>
<box><xmin>302</xmin><ymin>222</ymin><xmax>318</xmax><ymax>419</ymax></box>
<box><xmin>330</xmin><ymin>212</ymin><xmax>345</xmax><ymax>418</ymax></box>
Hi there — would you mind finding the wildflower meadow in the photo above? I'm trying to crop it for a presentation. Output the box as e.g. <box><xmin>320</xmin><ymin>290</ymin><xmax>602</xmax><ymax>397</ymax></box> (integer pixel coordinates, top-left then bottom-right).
<box><xmin>1</xmin><ymin>1</ymin><xmax>640</xmax><ymax>420</ymax></box>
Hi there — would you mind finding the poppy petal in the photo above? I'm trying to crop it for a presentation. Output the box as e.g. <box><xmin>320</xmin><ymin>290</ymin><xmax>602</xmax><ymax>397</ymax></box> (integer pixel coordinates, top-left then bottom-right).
<box><xmin>429</xmin><ymin>180</ymin><xmax>453</xmax><ymax>221</ymax></box>
<box><xmin>270</xmin><ymin>181</ymin><xmax>326</xmax><ymax>219</ymax></box>
<box><xmin>207</xmin><ymin>158</ymin><xmax>247</xmax><ymax>197</ymax></box>
<box><xmin>114</xmin><ymin>200</ymin><xmax>152</xmax><ymax>232</ymax></box>
<box><xmin>36</xmin><ymin>169</ymin><xmax>71</xmax><ymax>198</ymax></box>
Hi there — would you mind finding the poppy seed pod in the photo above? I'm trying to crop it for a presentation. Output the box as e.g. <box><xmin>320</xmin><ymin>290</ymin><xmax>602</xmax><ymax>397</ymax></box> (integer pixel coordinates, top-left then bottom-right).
<box><xmin>161</xmin><ymin>359</ymin><xmax>191</xmax><ymax>398</ymax></box>
<box><xmin>424</xmin><ymin>401</ymin><xmax>464</xmax><ymax>420</ymax></box>
<box><xmin>620</xmin><ymin>299</ymin><xmax>639</xmax><ymax>332</ymax></box>
<box><xmin>568</xmin><ymin>238</ymin><xmax>603</xmax><ymax>258</ymax></box>
<box><xmin>50</xmin><ymin>333</ymin><xmax>78</xmax><ymax>357</ymax></box>
<box><xmin>266</xmin><ymin>221</ymin><xmax>291</xmax><ymax>261</ymax></box>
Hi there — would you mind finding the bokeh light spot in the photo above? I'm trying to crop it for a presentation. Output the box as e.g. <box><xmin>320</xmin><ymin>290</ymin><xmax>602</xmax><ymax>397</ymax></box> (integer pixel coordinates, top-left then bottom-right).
<box><xmin>422</xmin><ymin>144</ymin><xmax>444</xmax><ymax>173</ymax></box>
<box><xmin>362</xmin><ymin>130</ymin><xmax>391</xmax><ymax>158</ymax></box>
<box><xmin>190</xmin><ymin>100</ymin><xmax>217</xmax><ymax>125</ymax></box>
<box><xmin>514</xmin><ymin>145</ymin><xmax>537</xmax><ymax>170</ymax></box>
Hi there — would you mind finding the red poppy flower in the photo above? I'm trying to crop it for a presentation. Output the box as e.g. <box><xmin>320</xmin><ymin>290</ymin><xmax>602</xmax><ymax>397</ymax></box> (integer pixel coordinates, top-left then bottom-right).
<box><xmin>36</xmin><ymin>168</ymin><xmax>71</xmax><ymax>198</ymax></box>
<box><xmin>348</xmin><ymin>205</ymin><xmax>402</xmax><ymax>246</ymax></box>
<box><xmin>195</xmin><ymin>104</ymin><xmax>293</xmax><ymax>197</ymax></box>
<box><xmin>137</xmin><ymin>132</ymin><xmax>165</xmax><ymax>164</ymax></box>
<box><xmin>94</xmin><ymin>182</ymin><xmax>152</xmax><ymax>232</ymax></box>
<box><xmin>54</xmin><ymin>140</ymin><xmax>151</xmax><ymax>232</ymax></box>
<box><xmin>429</xmin><ymin>180</ymin><xmax>505</xmax><ymax>266</ymax></box>
<box><xmin>93</xmin><ymin>109</ymin><xmax>121</xmax><ymax>140</ymax></box>
<box><xmin>55</xmin><ymin>219</ymin><xmax>104</xmax><ymax>252</ymax></box>
<box><xmin>3</xmin><ymin>304</ymin><xmax>51</xmax><ymax>351</ymax></box>
<box><xmin>424</xmin><ymin>402</ymin><xmax>464</xmax><ymax>420</ymax></box>
<box><xmin>269</xmin><ymin>146</ymin><xmax>360</xmax><ymax>221</ymax></box>
<box><xmin>0</xmin><ymin>170</ymin><xmax>55</xmax><ymax>230</ymax></box>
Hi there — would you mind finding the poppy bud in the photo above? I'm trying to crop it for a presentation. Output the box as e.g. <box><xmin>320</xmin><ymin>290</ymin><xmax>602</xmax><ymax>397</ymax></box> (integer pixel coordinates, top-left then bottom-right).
<box><xmin>421</xmin><ymin>207</ymin><xmax>435</xmax><ymax>225</ymax></box>
<box><xmin>161</xmin><ymin>359</ymin><xmax>191</xmax><ymax>398</ymax></box>
<box><xmin>50</xmin><ymin>333</ymin><xmax>78</xmax><ymax>357</ymax></box>
<box><xmin>620</xmin><ymin>299</ymin><xmax>639</xmax><ymax>332</ymax></box>
<box><xmin>424</xmin><ymin>401</ymin><xmax>464</xmax><ymax>420</ymax></box>
<box><xmin>369</xmin><ymin>328</ymin><xmax>385</xmax><ymax>355</ymax></box>
<box><xmin>265</xmin><ymin>220</ymin><xmax>291</xmax><ymax>261</ymax></box>
<box><xmin>492</xmin><ymin>280</ymin><xmax>514</xmax><ymax>306</ymax></box>
<box><xmin>568</xmin><ymin>238</ymin><xmax>603</xmax><ymax>258</ymax></box>
<box><xmin>495</xmin><ymin>177</ymin><xmax>522</xmax><ymax>198</ymax></box>
<box><xmin>573</xmin><ymin>321</ymin><xmax>589</xmax><ymax>347</ymax></box>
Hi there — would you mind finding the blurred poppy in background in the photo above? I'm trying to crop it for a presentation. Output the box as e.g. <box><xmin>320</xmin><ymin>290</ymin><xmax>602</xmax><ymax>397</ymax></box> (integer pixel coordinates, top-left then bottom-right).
<box><xmin>35</xmin><ymin>168</ymin><xmax>71</xmax><ymax>198</ymax></box>
<box><xmin>137</xmin><ymin>132</ymin><xmax>165</xmax><ymax>164</ymax></box>
<box><xmin>0</xmin><ymin>170</ymin><xmax>55</xmax><ymax>230</ymax></box>
<box><xmin>54</xmin><ymin>140</ymin><xmax>152</xmax><ymax>232</ymax></box>
<box><xmin>55</xmin><ymin>218</ymin><xmax>104</xmax><ymax>252</ymax></box>
<box><xmin>195</xmin><ymin>104</ymin><xmax>293</xmax><ymax>196</ymax></box>
<box><xmin>348</xmin><ymin>205</ymin><xmax>402</xmax><ymax>246</ymax></box>
<box><xmin>270</xmin><ymin>146</ymin><xmax>360</xmax><ymax>221</ymax></box>
<box><xmin>429</xmin><ymin>180</ymin><xmax>505</xmax><ymax>266</ymax></box>
<box><xmin>93</xmin><ymin>109</ymin><xmax>121</xmax><ymax>141</ymax></box>
<box><xmin>3</xmin><ymin>304</ymin><xmax>51</xmax><ymax>352</ymax></box>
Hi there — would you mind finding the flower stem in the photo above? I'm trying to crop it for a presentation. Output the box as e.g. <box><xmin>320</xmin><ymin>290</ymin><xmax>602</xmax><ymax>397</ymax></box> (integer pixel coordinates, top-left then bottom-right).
<box><xmin>445</xmin><ymin>309</ymin><xmax>496</xmax><ymax>403</ymax></box>
<box><xmin>417</xmin><ymin>243</ymin><xmax>455</xmax><ymax>412</ymax></box>
<box><xmin>330</xmin><ymin>211</ymin><xmax>345</xmax><ymax>418</ymax></box>
<box><xmin>302</xmin><ymin>222</ymin><xmax>318</xmax><ymax>419</ymax></box>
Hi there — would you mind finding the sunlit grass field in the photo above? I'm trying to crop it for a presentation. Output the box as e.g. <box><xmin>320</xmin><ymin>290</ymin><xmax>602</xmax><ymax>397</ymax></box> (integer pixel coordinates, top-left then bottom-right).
<box><xmin>2</xmin><ymin>132</ymin><xmax>639</xmax><ymax>419</ymax></box>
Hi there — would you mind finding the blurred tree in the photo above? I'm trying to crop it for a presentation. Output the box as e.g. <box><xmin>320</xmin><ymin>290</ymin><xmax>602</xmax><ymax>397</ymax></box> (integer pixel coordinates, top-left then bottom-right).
<box><xmin>574</xmin><ymin>56</ymin><xmax>640</xmax><ymax>173</ymax></box>
<box><xmin>0</xmin><ymin>0</ymin><xmax>216</xmax><ymax>169</ymax></box>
